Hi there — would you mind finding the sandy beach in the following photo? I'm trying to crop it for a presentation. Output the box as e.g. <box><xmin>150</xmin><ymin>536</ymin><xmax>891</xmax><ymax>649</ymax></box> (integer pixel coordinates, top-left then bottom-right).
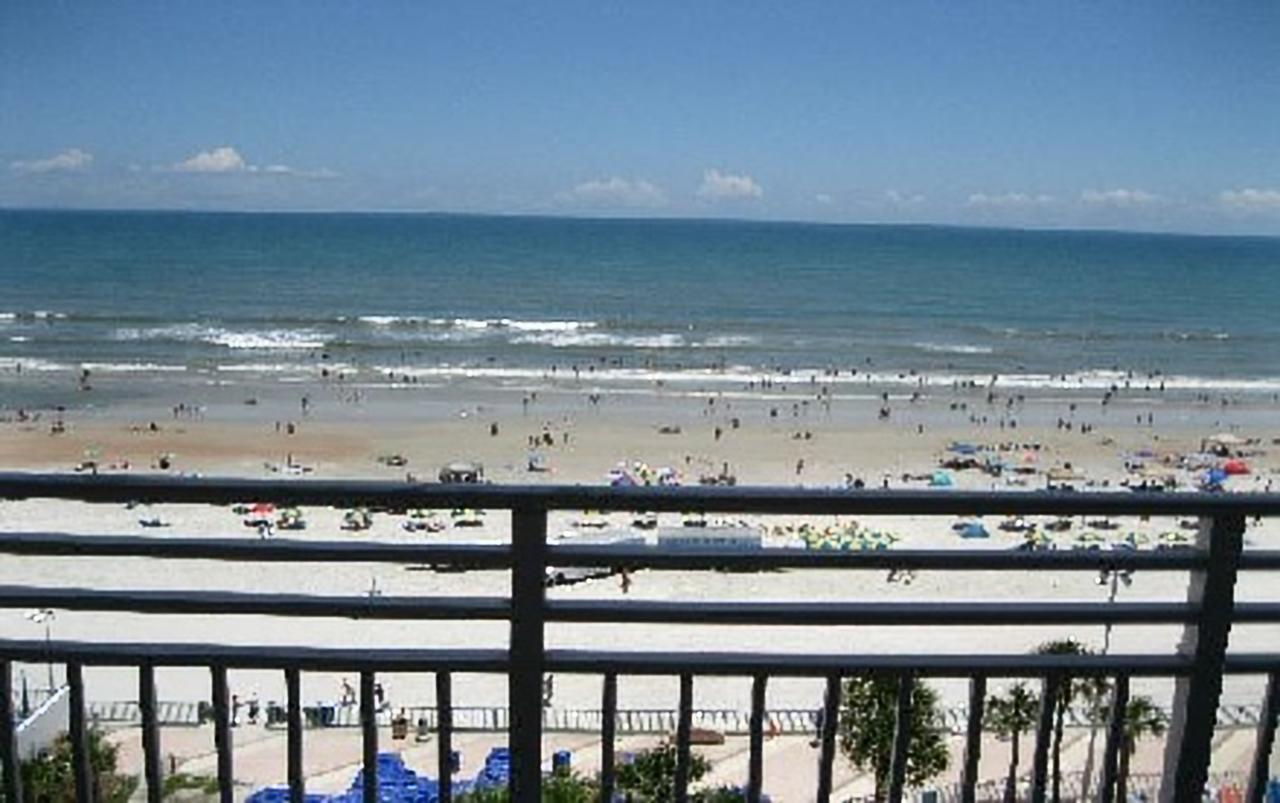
<box><xmin>0</xmin><ymin>373</ymin><xmax>1277</xmax><ymax>796</ymax></box>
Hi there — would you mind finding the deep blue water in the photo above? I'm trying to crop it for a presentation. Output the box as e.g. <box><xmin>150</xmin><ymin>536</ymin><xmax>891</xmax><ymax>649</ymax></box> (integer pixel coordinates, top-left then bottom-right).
<box><xmin>1</xmin><ymin>210</ymin><xmax>1278</xmax><ymax>391</ymax></box>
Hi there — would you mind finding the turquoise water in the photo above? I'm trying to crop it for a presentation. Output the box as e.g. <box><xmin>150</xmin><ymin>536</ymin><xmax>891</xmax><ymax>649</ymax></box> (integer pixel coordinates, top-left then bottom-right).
<box><xmin>1</xmin><ymin>209</ymin><xmax>1278</xmax><ymax>393</ymax></box>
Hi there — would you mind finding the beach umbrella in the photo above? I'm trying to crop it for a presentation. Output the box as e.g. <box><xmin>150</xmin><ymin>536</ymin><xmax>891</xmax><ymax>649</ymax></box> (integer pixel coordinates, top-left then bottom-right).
<box><xmin>250</xmin><ymin>502</ymin><xmax>275</xmax><ymax>516</ymax></box>
<box><xmin>1200</xmin><ymin>467</ymin><xmax>1228</xmax><ymax>489</ymax></box>
<box><xmin>948</xmin><ymin>442</ymin><xmax>978</xmax><ymax>455</ymax></box>
<box><xmin>1222</xmin><ymin>458</ymin><xmax>1250</xmax><ymax>475</ymax></box>
<box><xmin>959</xmin><ymin>522</ymin><xmax>989</xmax><ymax>539</ymax></box>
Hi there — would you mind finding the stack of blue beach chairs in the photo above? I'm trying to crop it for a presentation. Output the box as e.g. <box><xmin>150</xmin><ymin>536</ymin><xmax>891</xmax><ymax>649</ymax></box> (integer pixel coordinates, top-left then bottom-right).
<box><xmin>246</xmin><ymin>748</ymin><xmax>518</xmax><ymax>803</ymax></box>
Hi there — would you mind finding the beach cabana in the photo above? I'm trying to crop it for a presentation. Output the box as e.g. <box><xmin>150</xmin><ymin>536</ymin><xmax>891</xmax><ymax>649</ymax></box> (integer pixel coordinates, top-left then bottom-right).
<box><xmin>1202</xmin><ymin>432</ymin><xmax>1245</xmax><ymax>455</ymax></box>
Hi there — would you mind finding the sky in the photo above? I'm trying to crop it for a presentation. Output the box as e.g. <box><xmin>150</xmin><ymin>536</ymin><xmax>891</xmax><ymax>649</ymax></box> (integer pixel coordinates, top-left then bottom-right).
<box><xmin>2</xmin><ymin>1</ymin><xmax>1280</xmax><ymax>234</ymax></box>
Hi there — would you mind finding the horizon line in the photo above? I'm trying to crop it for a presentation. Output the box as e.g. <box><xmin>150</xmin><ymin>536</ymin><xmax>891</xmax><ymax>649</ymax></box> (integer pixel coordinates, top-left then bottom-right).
<box><xmin>2</xmin><ymin>204</ymin><xmax>1277</xmax><ymax>243</ymax></box>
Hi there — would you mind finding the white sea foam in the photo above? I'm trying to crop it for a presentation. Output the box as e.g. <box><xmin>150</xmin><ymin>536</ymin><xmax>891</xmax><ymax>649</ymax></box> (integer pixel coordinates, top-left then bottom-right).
<box><xmin>79</xmin><ymin>362</ymin><xmax>188</xmax><ymax>373</ymax></box>
<box><xmin>207</xmin><ymin>331</ymin><xmax>328</xmax><ymax>350</ymax></box>
<box><xmin>913</xmin><ymin>342</ymin><xmax>995</xmax><ymax>355</ymax></box>
<box><xmin>0</xmin><ymin>357</ymin><xmax>70</xmax><ymax>372</ymax></box>
<box><xmin>113</xmin><ymin>324</ymin><xmax>327</xmax><ymax>350</ymax></box>
<box><xmin>7</xmin><ymin>336</ymin><xmax>30</xmax><ymax>343</ymax></box>
<box><xmin>697</xmin><ymin>335</ymin><xmax>759</xmax><ymax>348</ymax></box>
<box><xmin>510</xmin><ymin>331</ymin><xmax>683</xmax><ymax>348</ymax></box>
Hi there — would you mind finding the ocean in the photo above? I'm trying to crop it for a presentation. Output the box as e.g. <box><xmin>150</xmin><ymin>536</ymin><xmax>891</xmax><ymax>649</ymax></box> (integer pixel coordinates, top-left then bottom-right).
<box><xmin>1</xmin><ymin>209</ymin><xmax>1278</xmax><ymax>400</ymax></box>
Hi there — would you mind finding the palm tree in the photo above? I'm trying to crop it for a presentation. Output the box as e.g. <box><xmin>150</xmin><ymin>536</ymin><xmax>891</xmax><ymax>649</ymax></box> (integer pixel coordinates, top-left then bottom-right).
<box><xmin>985</xmin><ymin>683</ymin><xmax>1039</xmax><ymax>803</ymax></box>
<box><xmin>1115</xmin><ymin>696</ymin><xmax>1166</xmax><ymax>803</ymax></box>
<box><xmin>1034</xmin><ymin>638</ymin><xmax>1090</xmax><ymax>803</ymax></box>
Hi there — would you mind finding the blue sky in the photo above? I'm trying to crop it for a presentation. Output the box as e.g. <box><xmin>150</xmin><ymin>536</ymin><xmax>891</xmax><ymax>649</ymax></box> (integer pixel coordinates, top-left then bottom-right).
<box><xmin>2</xmin><ymin>1</ymin><xmax>1279</xmax><ymax>233</ymax></box>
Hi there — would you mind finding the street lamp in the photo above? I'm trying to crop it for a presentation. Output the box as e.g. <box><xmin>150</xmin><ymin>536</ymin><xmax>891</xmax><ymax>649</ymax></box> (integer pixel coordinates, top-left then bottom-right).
<box><xmin>24</xmin><ymin>608</ymin><xmax>56</xmax><ymax>693</ymax></box>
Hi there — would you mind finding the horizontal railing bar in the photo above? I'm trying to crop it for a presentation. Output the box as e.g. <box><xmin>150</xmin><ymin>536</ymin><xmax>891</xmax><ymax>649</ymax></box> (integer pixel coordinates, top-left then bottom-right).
<box><xmin>1238</xmin><ymin>552</ymin><xmax>1280</xmax><ymax>570</ymax></box>
<box><xmin>547</xmin><ymin>545</ymin><xmax>1212</xmax><ymax>570</ymax></box>
<box><xmin>0</xmin><ymin>532</ymin><xmax>512</xmax><ymax>566</ymax></box>
<box><xmin>0</xmin><ymin>640</ymin><xmax>510</xmax><ymax>670</ymax></box>
<box><xmin>0</xmin><ymin>586</ymin><xmax>510</xmax><ymax>620</ymax></box>
<box><xmin>14</xmin><ymin>589</ymin><xmax>1277</xmax><ymax>627</ymax></box>
<box><xmin>3</xmin><ymin>472</ymin><xmax>1279</xmax><ymax>516</ymax></box>
<box><xmin>6</xmin><ymin>639</ymin><xmax>1278</xmax><ymax>676</ymax></box>
<box><xmin>545</xmin><ymin>600</ymin><xmax>1221</xmax><ymax>625</ymax></box>
<box><xmin>0</xmin><ymin>533</ymin><xmax>1229</xmax><ymax>571</ymax></box>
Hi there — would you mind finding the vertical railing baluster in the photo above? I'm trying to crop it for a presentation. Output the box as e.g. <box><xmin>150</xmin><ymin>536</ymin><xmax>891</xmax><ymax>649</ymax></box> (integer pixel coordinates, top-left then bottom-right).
<box><xmin>68</xmin><ymin>663</ymin><xmax>91</xmax><ymax>803</ymax></box>
<box><xmin>748</xmin><ymin>674</ymin><xmax>767</xmax><ymax>803</ymax></box>
<box><xmin>600</xmin><ymin>672</ymin><xmax>617</xmax><ymax>803</ymax></box>
<box><xmin>0</xmin><ymin>661</ymin><xmax>23</xmax><ymax>803</ymax></box>
<box><xmin>1161</xmin><ymin>513</ymin><xmax>1244</xmax><ymax>802</ymax></box>
<box><xmin>286</xmin><ymin>667</ymin><xmax>303</xmax><ymax>803</ymax></box>
<box><xmin>1100</xmin><ymin>674</ymin><xmax>1129</xmax><ymax>803</ymax></box>
<box><xmin>1032</xmin><ymin>674</ymin><xmax>1059</xmax><ymax>803</ymax></box>
<box><xmin>816</xmin><ymin>675</ymin><xmax>841</xmax><ymax>803</ymax></box>
<box><xmin>510</xmin><ymin>506</ymin><xmax>547</xmax><ymax>803</ymax></box>
<box><xmin>960</xmin><ymin>675</ymin><xmax>986</xmax><ymax>803</ymax></box>
<box><xmin>211</xmin><ymin>665</ymin><xmax>233</xmax><ymax>803</ymax></box>
<box><xmin>360</xmin><ymin>670</ymin><xmax>377</xmax><ymax>803</ymax></box>
<box><xmin>1247</xmin><ymin>671</ymin><xmax>1280</xmax><ymax>803</ymax></box>
<box><xmin>887</xmin><ymin>673</ymin><xmax>913</xmax><ymax>803</ymax></box>
<box><xmin>139</xmin><ymin>663</ymin><xmax>162</xmax><ymax>803</ymax></box>
<box><xmin>674</xmin><ymin>673</ymin><xmax>693</xmax><ymax>803</ymax></box>
<box><xmin>437</xmin><ymin>672</ymin><xmax>453</xmax><ymax>803</ymax></box>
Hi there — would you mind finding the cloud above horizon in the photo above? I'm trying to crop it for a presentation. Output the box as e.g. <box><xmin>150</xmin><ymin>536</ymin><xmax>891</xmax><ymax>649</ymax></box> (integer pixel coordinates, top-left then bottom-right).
<box><xmin>1080</xmin><ymin>188</ymin><xmax>1159</xmax><ymax>208</ymax></box>
<box><xmin>966</xmin><ymin>191</ymin><xmax>1053</xmax><ymax>209</ymax></box>
<box><xmin>169</xmin><ymin>146</ymin><xmax>334</xmax><ymax>178</ymax></box>
<box><xmin>697</xmin><ymin>169</ymin><xmax>763</xmax><ymax>201</ymax></box>
<box><xmin>558</xmin><ymin>176</ymin><xmax>666</xmax><ymax>208</ymax></box>
<box><xmin>1219</xmin><ymin>188</ymin><xmax>1280</xmax><ymax>212</ymax></box>
<box><xmin>10</xmin><ymin>148</ymin><xmax>93</xmax><ymax>174</ymax></box>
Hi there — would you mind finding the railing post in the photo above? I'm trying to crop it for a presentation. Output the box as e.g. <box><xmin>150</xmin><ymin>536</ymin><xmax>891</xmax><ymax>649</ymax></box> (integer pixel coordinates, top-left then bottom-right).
<box><xmin>68</xmin><ymin>663</ymin><xmax>91</xmax><ymax>803</ymax></box>
<box><xmin>285</xmin><ymin>668</ymin><xmax>303</xmax><ymax>803</ymax></box>
<box><xmin>139</xmin><ymin>663</ymin><xmax>163</xmax><ymax>803</ymax></box>
<box><xmin>1160</xmin><ymin>513</ymin><xmax>1245</xmax><ymax>803</ymax></box>
<box><xmin>211</xmin><ymin>664</ymin><xmax>234</xmax><ymax>803</ymax></box>
<box><xmin>600</xmin><ymin>672</ymin><xmax>617</xmax><ymax>803</ymax></box>
<box><xmin>960</xmin><ymin>675</ymin><xmax>986</xmax><ymax>803</ymax></box>
<box><xmin>0</xmin><ymin>661</ymin><xmax>22</xmax><ymax>803</ymax></box>
<box><xmin>816</xmin><ymin>675</ymin><xmax>841</xmax><ymax>803</ymax></box>
<box><xmin>510</xmin><ymin>505</ymin><xmax>547</xmax><ymax>803</ymax></box>
<box><xmin>1246</xmin><ymin>672</ymin><xmax>1280</xmax><ymax>803</ymax></box>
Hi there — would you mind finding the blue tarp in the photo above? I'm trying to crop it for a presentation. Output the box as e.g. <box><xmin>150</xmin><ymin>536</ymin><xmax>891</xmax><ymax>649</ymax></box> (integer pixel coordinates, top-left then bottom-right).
<box><xmin>958</xmin><ymin>522</ymin><xmax>989</xmax><ymax>539</ymax></box>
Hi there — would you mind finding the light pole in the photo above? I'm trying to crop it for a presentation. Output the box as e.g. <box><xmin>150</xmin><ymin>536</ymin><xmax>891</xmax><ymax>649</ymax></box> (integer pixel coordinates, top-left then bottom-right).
<box><xmin>25</xmin><ymin>608</ymin><xmax>56</xmax><ymax>693</ymax></box>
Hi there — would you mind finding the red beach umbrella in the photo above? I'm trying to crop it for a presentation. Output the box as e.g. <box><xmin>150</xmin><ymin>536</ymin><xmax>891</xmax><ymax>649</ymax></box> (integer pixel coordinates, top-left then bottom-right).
<box><xmin>1222</xmin><ymin>459</ymin><xmax>1250</xmax><ymax>475</ymax></box>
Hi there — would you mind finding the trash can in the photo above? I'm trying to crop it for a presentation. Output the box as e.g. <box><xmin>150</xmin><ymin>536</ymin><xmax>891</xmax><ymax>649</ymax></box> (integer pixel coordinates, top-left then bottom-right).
<box><xmin>552</xmin><ymin>750</ymin><xmax>571</xmax><ymax>773</ymax></box>
<box><xmin>266</xmin><ymin>704</ymin><xmax>286</xmax><ymax>726</ymax></box>
<box><xmin>391</xmin><ymin>715</ymin><xmax>409</xmax><ymax>740</ymax></box>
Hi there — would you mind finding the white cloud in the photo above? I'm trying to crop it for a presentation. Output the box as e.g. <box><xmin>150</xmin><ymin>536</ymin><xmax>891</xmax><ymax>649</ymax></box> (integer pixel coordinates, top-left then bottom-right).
<box><xmin>10</xmin><ymin>148</ymin><xmax>93</xmax><ymax>174</ymax></box>
<box><xmin>814</xmin><ymin>193</ymin><xmax>833</xmax><ymax>205</ymax></box>
<box><xmin>172</xmin><ymin>146</ymin><xmax>248</xmax><ymax>173</ymax></box>
<box><xmin>1219</xmin><ymin>188</ymin><xmax>1280</xmax><ymax>211</ymax></box>
<box><xmin>169</xmin><ymin>146</ymin><xmax>336</xmax><ymax>178</ymax></box>
<box><xmin>697</xmin><ymin>169</ymin><xmax>763</xmax><ymax>201</ymax></box>
<box><xmin>1080</xmin><ymin>188</ymin><xmax>1159</xmax><ymax>207</ymax></box>
<box><xmin>884</xmin><ymin>189</ymin><xmax>926</xmax><ymax>207</ymax></box>
<box><xmin>966</xmin><ymin>191</ymin><xmax>1053</xmax><ymax>209</ymax></box>
<box><xmin>559</xmin><ymin>177</ymin><xmax>666</xmax><ymax>208</ymax></box>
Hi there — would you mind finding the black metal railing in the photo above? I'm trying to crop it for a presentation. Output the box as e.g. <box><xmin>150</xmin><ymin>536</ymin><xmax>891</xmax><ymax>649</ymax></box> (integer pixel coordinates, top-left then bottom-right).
<box><xmin>0</xmin><ymin>472</ymin><xmax>1278</xmax><ymax>803</ymax></box>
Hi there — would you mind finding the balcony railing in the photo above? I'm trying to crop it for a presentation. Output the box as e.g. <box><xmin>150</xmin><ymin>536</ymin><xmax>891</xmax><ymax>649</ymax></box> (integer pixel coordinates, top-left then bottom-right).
<box><xmin>0</xmin><ymin>472</ymin><xmax>1277</xmax><ymax>803</ymax></box>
